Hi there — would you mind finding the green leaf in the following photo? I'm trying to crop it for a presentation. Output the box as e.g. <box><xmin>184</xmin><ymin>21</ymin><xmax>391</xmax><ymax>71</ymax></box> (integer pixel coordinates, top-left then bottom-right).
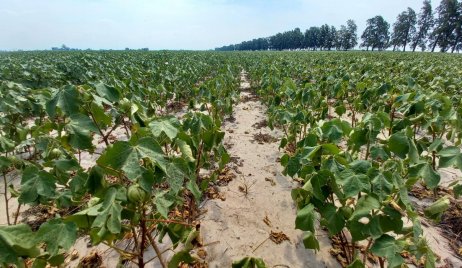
<box><xmin>371</xmin><ymin>173</ymin><xmax>394</xmax><ymax>202</ymax></box>
<box><xmin>0</xmin><ymin>156</ymin><xmax>12</xmax><ymax>171</ymax></box>
<box><xmin>85</xmin><ymin>166</ymin><xmax>107</xmax><ymax>196</ymax></box>
<box><xmin>370</xmin><ymin>145</ymin><xmax>389</xmax><ymax>161</ymax></box>
<box><xmin>309</xmin><ymin>171</ymin><xmax>330</xmax><ymax>201</ymax></box>
<box><xmin>19</xmin><ymin>166</ymin><xmax>56</xmax><ymax>204</ymax></box>
<box><xmin>97</xmin><ymin>137</ymin><xmax>166</xmax><ymax>180</ymax></box>
<box><xmin>388</xmin><ymin>132</ymin><xmax>409</xmax><ymax>158</ymax></box>
<box><xmin>335</xmin><ymin>105</ymin><xmax>346</xmax><ymax>116</ymax></box>
<box><xmin>370</xmin><ymin>235</ymin><xmax>404</xmax><ymax>268</ymax></box>
<box><xmin>351</xmin><ymin>195</ymin><xmax>380</xmax><ymax>219</ymax></box>
<box><xmin>285</xmin><ymin>155</ymin><xmax>301</xmax><ymax>177</ymax></box>
<box><xmin>95</xmin><ymin>82</ymin><xmax>121</xmax><ymax>103</ymax></box>
<box><xmin>176</xmin><ymin>139</ymin><xmax>194</xmax><ymax>162</ymax></box>
<box><xmin>295</xmin><ymin>204</ymin><xmax>316</xmax><ymax>233</ymax></box>
<box><xmin>322</xmin><ymin>120</ymin><xmax>344</xmax><ymax>143</ymax></box>
<box><xmin>302</xmin><ymin>231</ymin><xmax>320</xmax><ymax>251</ymax></box>
<box><xmin>46</xmin><ymin>85</ymin><xmax>81</xmax><ymax>117</ymax></box>
<box><xmin>349</xmin><ymin>128</ymin><xmax>368</xmax><ymax>152</ymax></box>
<box><xmin>409</xmin><ymin>163</ymin><xmax>440</xmax><ymax>189</ymax></box>
<box><xmin>165</xmin><ymin>160</ymin><xmax>186</xmax><ymax>194</ymax></box>
<box><xmin>90</xmin><ymin>102</ymin><xmax>112</xmax><ymax>127</ymax></box>
<box><xmin>0</xmin><ymin>136</ymin><xmax>15</xmax><ymax>153</ymax></box>
<box><xmin>347</xmin><ymin>259</ymin><xmax>365</xmax><ymax>268</ymax></box>
<box><xmin>349</xmin><ymin>160</ymin><xmax>371</xmax><ymax>174</ymax></box>
<box><xmin>320</xmin><ymin>204</ymin><xmax>345</xmax><ymax>235</ymax></box>
<box><xmin>149</xmin><ymin>116</ymin><xmax>180</xmax><ymax>140</ymax></box>
<box><xmin>92</xmin><ymin>187</ymin><xmax>122</xmax><ymax>235</ymax></box>
<box><xmin>424</xmin><ymin>196</ymin><xmax>450</xmax><ymax>222</ymax></box>
<box><xmin>67</xmin><ymin>114</ymin><xmax>98</xmax><ymax>150</ymax></box>
<box><xmin>337</xmin><ymin>169</ymin><xmax>370</xmax><ymax>198</ymax></box>
<box><xmin>155</xmin><ymin>191</ymin><xmax>175</xmax><ymax>218</ymax></box>
<box><xmin>438</xmin><ymin>146</ymin><xmax>462</xmax><ymax>171</ymax></box>
<box><xmin>35</xmin><ymin>219</ymin><xmax>77</xmax><ymax>256</ymax></box>
<box><xmin>186</xmin><ymin>180</ymin><xmax>201</xmax><ymax>201</ymax></box>
<box><xmin>408</xmin><ymin>139</ymin><xmax>420</xmax><ymax>164</ymax></box>
<box><xmin>232</xmin><ymin>257</ymin><xmax>267</xmax><ymax>268</ymax></box>
<box><xmin>168</xmin><ymin>250</ymin><xmax>195</xmax><ymax>268</ymax></box>
<box><xmin>0</xmin><ymin>224</ymin><xmax>40</xmax><ymax>265</ymax></box>
<box><xmin>454</xmin><ymin>184</ymin><xmax>462</xmax><ymax>198</ymax></box>
<box><xmin>321</xmin><ymin>144</ymin><xmax>340</xmax><ymax>155</ymax></box>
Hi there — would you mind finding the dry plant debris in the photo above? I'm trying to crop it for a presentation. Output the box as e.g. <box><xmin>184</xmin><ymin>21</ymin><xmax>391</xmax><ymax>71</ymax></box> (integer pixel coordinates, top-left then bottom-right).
<box><xmin>240</xmin><ymin>94</ymin><xmax>259</xmax><ymax>103</ymax></box>
<box><xmin>216</xmin><ymin>167</ymin><xmax>237</xmax><ymax>186</ymax></box>
<box><xmin>269</xmin><ymin>230</ymin><xmax>289</xmax><ymax>244</ymax></box>
<box><xmin>225</xmin><ymin>115</ymin><xmax>236</xmax><ymax>123</ymax></box>
<box><xmin>265</xmin><ymin>177</ymin><xmax>276</xmax><ymax>186</ymax></box>
<box><xmin>252</xmin><ymin>119</ymin><xmax>268</xmax><ymax>129</ymax></box>
<box><xmin>253</xmin><ymin>132</ymin><xmax>277</xmax><ymax>144</ymax></box>
<box><xmin>263</xmin><ymin>215</ymin><xmax>272</xmax><ymax>227</ymax></box>
<box><xmin>440</xmin><ymin>199</ymin><xmax>462</xmax><ymax>257</ymax></box>
<box><xmin>78</xmin><ymin>251</ymin><xmax>103</xmax><ymax>268</ymax></box>
<box><xmin>206</xmin><ymin>186</ymin><xmax>226</xmax><ymax>201</ymax></box>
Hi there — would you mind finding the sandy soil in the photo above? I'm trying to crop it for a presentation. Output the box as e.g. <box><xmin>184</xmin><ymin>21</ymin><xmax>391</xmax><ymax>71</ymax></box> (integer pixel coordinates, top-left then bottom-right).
<box><xmin>199</xmin><ymin>73</ymin><xmax>339</xmax><ymax>268</ymax></box>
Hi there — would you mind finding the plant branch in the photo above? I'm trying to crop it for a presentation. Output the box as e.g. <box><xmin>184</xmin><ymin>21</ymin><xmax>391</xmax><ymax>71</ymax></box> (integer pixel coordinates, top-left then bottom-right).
<box><xmin>146</xmin><ymin>229</ymin><xmax>167</xmax><ymax>268</ymax></box>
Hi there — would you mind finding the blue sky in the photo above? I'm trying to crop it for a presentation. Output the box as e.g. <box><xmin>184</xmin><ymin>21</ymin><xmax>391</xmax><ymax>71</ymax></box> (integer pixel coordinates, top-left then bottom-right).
<box><xmin>0</xmin><ymin>0</ymin><xmax>429</xmax><ymax>50</ymax></box>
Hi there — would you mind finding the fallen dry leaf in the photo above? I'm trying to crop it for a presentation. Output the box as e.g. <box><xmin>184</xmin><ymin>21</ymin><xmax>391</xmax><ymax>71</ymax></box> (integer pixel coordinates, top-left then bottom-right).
<box><xmin>197</xmin><ymin>248</ymin><xmax>207</xmax><ymax>259</ymax></box>
<box><xmin>270</xmin><ymin>230</ymin><xmax>289</xmax><ymax>244</ymax></box>
<box><xmin>263</xmin><ymin>215</ymin><xmax>272</xmax><ymax>227</ymax></box>
<box><xmin>265</xmin><ymin>177</ymin><xmax>276</xmax><ymax>186</ymax></box>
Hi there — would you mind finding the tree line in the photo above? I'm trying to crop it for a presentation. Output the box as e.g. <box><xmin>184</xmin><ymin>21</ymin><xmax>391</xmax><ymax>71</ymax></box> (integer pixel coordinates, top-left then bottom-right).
<box><xmin>215</xmin><ymin>0</ymin><xmax>462</xmax><ymax>53</ymax></box>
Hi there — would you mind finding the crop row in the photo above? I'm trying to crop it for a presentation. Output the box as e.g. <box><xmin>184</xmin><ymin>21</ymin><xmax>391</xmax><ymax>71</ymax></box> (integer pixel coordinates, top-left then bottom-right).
<box><xmin>0</xmin><ymin>51</ymin><xmax>241</xmax><ymax>267</ymax></box>
<box><xmin>244</xmin><ymin>51</ymin><xmax>462</xmax><ymax>267</ymax></box>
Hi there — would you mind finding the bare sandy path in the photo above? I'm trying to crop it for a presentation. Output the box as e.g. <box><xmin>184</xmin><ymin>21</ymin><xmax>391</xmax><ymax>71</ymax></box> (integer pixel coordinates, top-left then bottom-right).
<box><xmin>200</xmin><ymin>72</ymin><xmax>339</xmax><ymax>268</ymax></box>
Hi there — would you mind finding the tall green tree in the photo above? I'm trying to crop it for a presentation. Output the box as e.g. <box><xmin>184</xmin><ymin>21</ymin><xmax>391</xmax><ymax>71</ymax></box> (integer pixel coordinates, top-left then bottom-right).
<box><xmin>361</xmin><ymin>16</ymin><xmax>390</xmax><ymax>51</ymax></box>
<box><xmin>450</xmin><ymin>1</ymin><xmax>462</xmax><ymax>52</ymax></box>
<box><xmin>391</xmin><ymin>8</ymin><xmax>417</xmax><ymax>51</ymax></box>
<box><xmin>328</xmin><ymin>26</ymin><xmax>338</xmax><ymax>51</ymax></box>
<box><xmin>346</xmin><ymin>19</ymin><xmax>358</xmax><ymax>49</ymax></box>
<box><xmin>305</xmin><ymin>27</ymin><xmax>321</xmax><ymax>50</ymax></box>
<box><xmin>319</xmin><ymin>24</ymin><xmax>330</xmax><ymax>50</ymax></box>
<box><xmin>335</xmin><ymin>20</ymin><xmax>358</xmax><ymax>51</ymax></box>
<box><xmin>336</xmin><ymin>25</ymin><xmax>348</xmax><ymax>50</ymax></box>
<box><xmin>411</xmin><ymin>0</ymin><xmax>434</xmax><ymax>52</ymax></box>
<box><xmin>431</xmin><ymin>0</ymin><xmax>460</xmax><ymax>52</ymax></box>
<box><xmin>291</xmin><ymin>28</ymin><xmax>304</xmax><ymax>50</ymax></box>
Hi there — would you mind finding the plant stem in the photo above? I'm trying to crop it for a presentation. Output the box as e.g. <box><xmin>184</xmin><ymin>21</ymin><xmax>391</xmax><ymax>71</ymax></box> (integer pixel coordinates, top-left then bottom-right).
<box><xmin>132</xmin><ymin>227</ymin><xmax>139</xmax><ymax>253</ymax></box>
<box><xmin>389</xmin><ymin>107</ymin><xmax>395</xmax><ymax>136</ymax></box>
<box><xmin>103</xmin><ymin>123</ymin><xmax>119</xmax><ymax>142</ymax></box>
<box><xmin>88</xmin><ymin>109</ymin><xmax>109</xmax><ymax>146</ymax></box>
<box><xmin>102</xmin><ymin>242</ymin><xmax>138</xmax><ymax>259</ymax></box>
<box><xmin>351</xmin><ymin>242</ymin><xmax>356</xmax><ymax>262</ymax></box>
<box><xmin>339</xmin><ymin>231</ymin><xmax>351</xmax><ymax>263</ymax></box>
<box><xmin>122</xmin><ymin>117</ymin><xmax>131</xmax><ymax>139</ymax></box>
<box><xmin>3</xmin><ymin>172</ymin><xmax>10</xmax><ymax>225</ymax></box>
<box><xmin>379</xmin><ymin>257</ymin><xmax>385</xmax><ymax>268</ymax></box>
<box><xmin>138</xmin><ymin>207</ymin><xmax>147</xmax><ymax>268</ymax></box>
<box><xmin>364</xmin><ymin>137</ymin><xmax>371</xmax><ymax>160</ymax></box>
<box><xmin>351</xmin><ymin>106</ymin><xmax>356</xmax><ymax>128</ymax></box>
<box><xmin>146</xmin><ymin>229</ymin><xmax>167</xmax><ymax>268</ymax></box>
<box><xmin>363</xmin><ymin>238</ymin><xmax>373</xmax><ymax>265</ymax></box>
<box><xmin>195</xmin><ymin>141</ymin><xmax>204</xmax><ymax>180</ymax></box>
<box><xmin>145</xmin><ymin>218</ymin><xmax>194</xmax><ymax>226</ymax></box>
<box><xmin>14</xmin><ymin>204</ymin><xmax>21</xmax><ymax>224</ymax></box>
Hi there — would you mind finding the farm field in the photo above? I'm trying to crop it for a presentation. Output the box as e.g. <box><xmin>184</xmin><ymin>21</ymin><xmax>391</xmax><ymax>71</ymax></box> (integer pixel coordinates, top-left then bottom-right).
<box><xmin>1</xmin><ymin>50</ymin><xmax>462</xmax><ymax>268</ymax></box>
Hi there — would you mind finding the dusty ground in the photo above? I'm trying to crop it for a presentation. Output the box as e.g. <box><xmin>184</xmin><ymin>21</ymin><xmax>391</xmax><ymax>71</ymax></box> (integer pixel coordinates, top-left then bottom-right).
<box><xmin>199</xmin><ymin>73</ymin><xmax>339</xmax><ymax>268</ymax></box>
